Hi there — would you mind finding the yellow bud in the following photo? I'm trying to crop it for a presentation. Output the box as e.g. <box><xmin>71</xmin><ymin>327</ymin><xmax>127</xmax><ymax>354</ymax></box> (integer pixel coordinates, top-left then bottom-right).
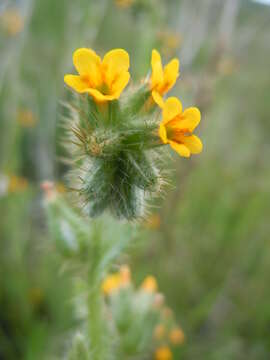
<box><xmin>155</xmin><ymin>346</ymin><xmax>173</xmax><ymax>360</ymax></box>
<box><xmin>102</xmin><ymin>274</ymin><xmax>122</xmax><ymax>295</ymax></box>
<box><xmin>154</xmin><ymin>324</ymin><xmax>166</xmax><ymax>340</ymax></box>
<box><xmin>8</xmin><ymin>175</ymin><xmax>28</xmax><ymax>193</ymax></box>
<box><xmin>141</xmin><ymin>275</ymin><xmax>158</xmax><ymax>293</ymax></box>
<box><xmin>115</xmin><ymin>0</ymin><xmax>134</xmax><ymax>8</ymax></box>
<box><xmin>169</xmin><ymin>327</ymin><xmax>185</xmax><ymax>345</ymax></box>
<box><xmin>0</xmin><ymin>8</ymin><xmax>24</xmax><ymax>36</ymax></box>
<box><xmin>119</xmin><ymin>265</ymin><xmax>131</xmax><ymax>286</ymax></box>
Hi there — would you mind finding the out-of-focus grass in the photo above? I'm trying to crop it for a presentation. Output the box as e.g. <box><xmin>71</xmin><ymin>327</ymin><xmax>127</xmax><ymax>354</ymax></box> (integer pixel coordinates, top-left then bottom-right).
<box><xmin>133</xmin><ymin>7</ymin><xmax>270</xmax><ymax>356</ymax></box>
<box><xmin>1</xmin><ymin>0</ymin><xmax>270</xmax><ymax>359</ymax></box>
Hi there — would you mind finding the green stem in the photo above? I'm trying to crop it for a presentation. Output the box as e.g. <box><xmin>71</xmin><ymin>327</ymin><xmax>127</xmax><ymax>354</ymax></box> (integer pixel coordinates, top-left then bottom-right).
<box><xmin>87</xmin><ymin>224</ymin><xmax>108</xmax><ymax>360</ymax></box>
<box><xmin>88</xmin><ymin>278</ymin><xmax>107</xmax><ymax>360</ymax></box>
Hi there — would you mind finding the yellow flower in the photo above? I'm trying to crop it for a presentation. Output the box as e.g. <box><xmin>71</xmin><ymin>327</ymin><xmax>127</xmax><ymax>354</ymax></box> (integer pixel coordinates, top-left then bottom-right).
<box><xmin>0</xmin><ymin>8</ymin><xmax>24</xmax><ymax>36</ymax></box>
<box><xmin>102</xmin><ymin>265</ymin><xmax>131</xmax><ymax>295</ymax></box>
<box><xmin>158</xmin><ymin>97</ymin><xmax>202</xmax><ymax>158</ymax></box>
<box><xmin>155</xmin><ymin>346</ymin><xmax>173</xmax><ymax>360</ymax></box>
<box><xmin>150</xmin><ymin>49</ymin><xmax>179</xmax><ymax>102</ymax></box>
<box><xmin>17</xmin><ymin>109</ymin><xmax>37</xmax><ymax>128</ymax></box>
<box><xmin>119</xmin><ymin>265</ymin><xmax>131</xmax><ymax>286</ymax></box>
<box><xmin>154</xmin><ymin>324</ymin><xmax>166</xmax><ymax>340</ymax></box>
<box><xmin>115</xmin><ymin>0</ymin><xmax>134</xmax><ymax>8</ymax></box>
<box><xmin>8</xmin><ymin>175</ymin><xmax>28</xmax><ymax>193</ymax></box>
<box><xmin>64</xmin><ymin>48</ymin><xmax>130</xmax><ymax>102</ymax></box>
<box><xmin>169</xmin><ymin>327</ymin><xmax>185</xmax><ymax>345</ymax></box>
<box><xmin>141</xmin><ymin>275</ymin><xmax>158</xmax><ymax>293</ymax></box>
<box><xmin>102</xmin><ymin>274</ymin><xmax>122</xmax><ymax>295</ymax></box>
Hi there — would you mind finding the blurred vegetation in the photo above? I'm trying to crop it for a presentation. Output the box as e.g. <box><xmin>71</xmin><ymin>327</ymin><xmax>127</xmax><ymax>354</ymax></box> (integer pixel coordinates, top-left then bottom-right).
<box><xmin>1</xmin><ymin>0</ymin><xmax>270</xmax><ymax>359</ymax></box>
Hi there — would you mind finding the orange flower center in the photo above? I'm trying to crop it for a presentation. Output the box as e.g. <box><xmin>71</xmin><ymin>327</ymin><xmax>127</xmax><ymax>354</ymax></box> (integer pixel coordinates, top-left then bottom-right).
<box><xmin>166</xmin><ymin>125</ymin><xmax>191</xmax><ymax>143</ymax></box>
<box><xmin>80</xmin><ymin>74</ymin><xmax>94</xmax><ymax>88</ymax></box>
<box><xmin>159</xmin><ymin>80</ymin><xmax>170</xmax><ymax>95</ymax></box>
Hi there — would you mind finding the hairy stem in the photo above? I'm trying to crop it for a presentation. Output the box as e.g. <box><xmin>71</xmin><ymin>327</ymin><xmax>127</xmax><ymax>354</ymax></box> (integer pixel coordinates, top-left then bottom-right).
<box><xmin>87</xmin><ymin>223</ymin><xmax>109</xmax><ymax>360</ymax></box>
<box><xmin>88</xmin><ymin>277</ymin><xmax>107</xmax><ymax>360</ymax></box>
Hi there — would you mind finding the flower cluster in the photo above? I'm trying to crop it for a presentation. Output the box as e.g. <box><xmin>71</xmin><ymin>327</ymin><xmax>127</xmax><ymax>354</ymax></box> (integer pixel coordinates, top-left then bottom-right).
<box><xmin>64</xmin><ymin>47</ymin><xmax>202</xmax><ymax>219</ymax></box>
<box><xmin>101</xmin><ymin>266</ymin><xmax>185</xmax><ymax>359</ymax></box>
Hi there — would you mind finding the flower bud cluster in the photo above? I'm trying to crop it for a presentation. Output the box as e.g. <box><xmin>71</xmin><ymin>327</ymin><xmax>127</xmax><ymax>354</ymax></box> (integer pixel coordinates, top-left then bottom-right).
<box><xmin>101</xmin><ymin>266</ymin><xmax>185</xmax><ymax>359</ymax></box>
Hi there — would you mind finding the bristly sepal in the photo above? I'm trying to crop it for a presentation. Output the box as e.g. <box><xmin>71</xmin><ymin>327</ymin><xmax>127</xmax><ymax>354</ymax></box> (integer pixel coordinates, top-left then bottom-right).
<box><xmin>63</xmin><ymin>84</ymin><xmax>165</xmax><ymax>220</ymax></box>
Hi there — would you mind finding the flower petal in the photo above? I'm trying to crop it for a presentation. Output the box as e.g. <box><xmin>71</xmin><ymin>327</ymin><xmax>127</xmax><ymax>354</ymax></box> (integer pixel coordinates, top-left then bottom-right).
<box><xmin>169</xmin><ymin>141</ymin><xmax>190</xmax><ymax>157</ymax></box>
<box><xmin>64</xmin><ymin>74</ymin><xmax>90</xmax><ymax>93</ymax></box>
<box><xmin>163</xmin><ymin>97</ymin><xmax>182</xmax><ymax>123</ymax></box>
<box><xmin>86</xmin><ymin>88</ymin><xmax>117</xmax><ymax>102</ymax></box>
<box><xmin>181</xmin><ymin>135</ymin><xmax>203</xmax><ymax>154</ymax></box>
<box><xmin>159</xmin><ymin>123</ymin><xmax>168</xmax><ymax>144</ymax></box>
<box><xmin>152</xmin><ymin>91</ymin><xmax>165</xmax><ymax>108</ymax></box>
<box><xmin>163</xmin><ymin>58</ymin><xmax>180</xmax><ymax>92</ymax></box>
<box><xmin>180</xmin><ymin>107</ymin><xmax>201</xmax><ymax>131</ymax></box>
<box><xmin>73</xmin><ymin>48</ymin><xmax>102</xmax><ymax>86</ymax></box>
<box><xmin>111</xmin><ymin>71</ymin><xmax>130</xmax><ymax>97</ymax></box>
<box><xmin>103</xmin><ymin>49</ymin><xmax>130</xmax><ymax>87</ymax></box>
<box><xmin>151</xmin><ymin>49</ymin><xmax>163</xmax><ymax>89</ymax></box>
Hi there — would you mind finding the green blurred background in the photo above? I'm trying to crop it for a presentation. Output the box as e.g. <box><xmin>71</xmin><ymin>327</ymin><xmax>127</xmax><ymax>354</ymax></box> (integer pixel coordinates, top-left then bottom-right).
<box><xmin>1</xmin><ymin>0</ymin><xmax>270</xmax><ymax>359</ymax></box>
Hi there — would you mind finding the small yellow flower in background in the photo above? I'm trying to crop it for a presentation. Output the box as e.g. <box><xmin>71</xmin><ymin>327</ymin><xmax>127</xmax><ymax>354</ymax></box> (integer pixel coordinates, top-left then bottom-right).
<box><xmin>155</xmin><ymin>346</ymin><xmax>173</xmax><ymax>360</ymax></box>
<box><xmin>157</xmin><ymin>30</ymin><xmax>182</xmax><ymax>57</ymax></box>
<box><xmin>154</xmin><ymin>324</ymin><xmax>166</xmax><ymax>340</ymax></box>
<box><xmin>8</xmin><ymin>175</ymin><xmax>28</xmax><ymax>193</ymax></box>
<box><xmin>0</xmin><ymin>8</ymin><xmax>24</xmax><ymax>36</ymax></box>
<box><xmin>64</xmin><ymin>48</ymin><xmax>130</xmax><ymax>102</ymax></box>
<box><xmin>169</xmin><ymin>327</ymin><xmax>185</xmax><ymax>345</ymax></box>
<box><xmin>150</xmin><ymin>49</ymin><xmax>179</xmax><ymax>103</ymax></box>
<box><xmin>165</xmin><ymin>33</ymin><xmax>182</xmax><ymax>52</ymax></box>
<box><xmin>115</xmin><ymin>0</ymin><xmax>134</xmax><ymax>8</ymax></box>
<box><xmin>102</xmin><ymin>265</ymin><xmax>131</xmax><ymax>295</ymax></box>
<box><xmin>119</xmin><ymin>265</ymin><xmax>131</xmax><ymax>286</ymax></box>
<box><xmin>17</xmin><ymin>109</ymin><xmax>37</xmax><ymax>128</ymax></box>
<box><xmin>102</xmin><ymin>273</ymin><xmax>122</xmax><ymax>295</ymax></box>
<box><xmin>158</xmin><ymin>97</ymin><xmax>202</xmax><ymax>158</ymax></box>
<box><xmin>141</xmin><ymin>275</ymin><xmax>158</xmax><ymax>293</ymax></box>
